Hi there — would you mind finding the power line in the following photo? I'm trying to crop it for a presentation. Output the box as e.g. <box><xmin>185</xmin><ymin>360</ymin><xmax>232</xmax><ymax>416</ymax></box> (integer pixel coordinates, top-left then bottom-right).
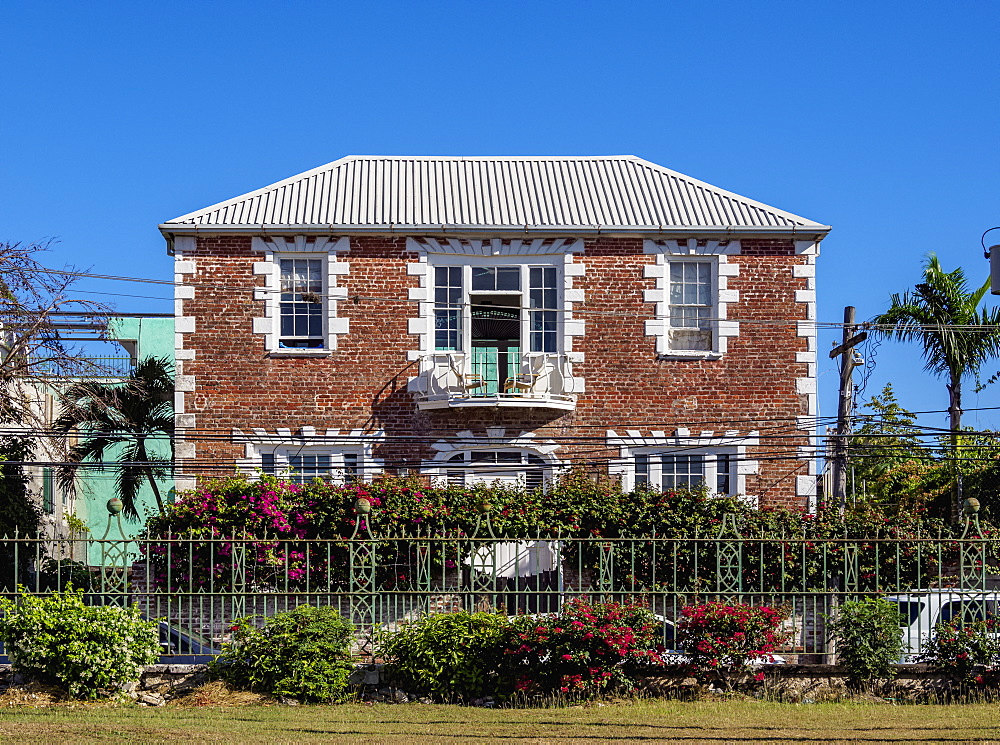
<box><xmin>13</xmin><ymin>264</ymin><xmax>1000</xmax><ymax>332</ymax></box>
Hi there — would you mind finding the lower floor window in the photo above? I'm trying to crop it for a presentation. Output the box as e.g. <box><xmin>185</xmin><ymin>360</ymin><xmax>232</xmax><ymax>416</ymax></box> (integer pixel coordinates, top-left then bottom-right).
<box><xmin>260</xmin><ymin>450</ymin><xmax>362</xmax><ymax>484</ymax></box>
<box><xmin>634</xmin><ymin>451</ymin><xmax>735</xmax><ymax>495</ymax></box>
<box><xmin>445</xmin><ymin>450</ymin><xmax>546</xmax><ymax>490</ymax></box>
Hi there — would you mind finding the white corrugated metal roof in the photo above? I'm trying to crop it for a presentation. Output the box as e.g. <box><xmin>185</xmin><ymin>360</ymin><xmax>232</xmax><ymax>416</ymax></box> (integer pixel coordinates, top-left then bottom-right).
<box><xmin>161</xmin><ymin>156</ymin><xmax>828</xmax><ymax>234</ymax></box>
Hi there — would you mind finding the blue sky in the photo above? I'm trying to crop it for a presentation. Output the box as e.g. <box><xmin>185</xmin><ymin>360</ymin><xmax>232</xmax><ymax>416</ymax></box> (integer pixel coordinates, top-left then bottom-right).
<box><xmin>3</xmin><ymin>1</ymin><xmax>999</xmax><ymax>433</ymax></box>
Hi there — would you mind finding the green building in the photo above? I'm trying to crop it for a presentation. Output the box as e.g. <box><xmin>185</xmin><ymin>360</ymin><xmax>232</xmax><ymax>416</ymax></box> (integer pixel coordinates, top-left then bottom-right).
<box><xmin>70</xmin><ymin>314</ymin><xmax>174</xmax><ymax>564</ymax></box>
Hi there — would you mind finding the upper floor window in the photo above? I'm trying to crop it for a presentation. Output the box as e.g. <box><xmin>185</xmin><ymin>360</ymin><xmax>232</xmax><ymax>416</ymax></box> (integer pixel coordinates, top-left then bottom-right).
<box><xmin>250</xmin><ymin>236</ymin><xmax>351</xmax><ymax>354</ymax></box>
<box><xmin>667</xmin><ymin>260</ymin><xmax>713</xmax><ymax>352</ymax></box>
<box><xmin>434</xmin><ymin>266</ymin><xmax>462</xmax><ymax>351</ymax></box>
<box><xmin>643</xmin><ymin>240</ymin><xmax>739</xmax><ymax>360</ymax></box>
<box><xmin>432</xmin><ymin>261</ymin><xmax>560</xmax><ymax>354</ymax></box>
<box><xmin>279</xmin><ymin>258</ymin><xmax>324</xmax><ymax>348</ymax></box>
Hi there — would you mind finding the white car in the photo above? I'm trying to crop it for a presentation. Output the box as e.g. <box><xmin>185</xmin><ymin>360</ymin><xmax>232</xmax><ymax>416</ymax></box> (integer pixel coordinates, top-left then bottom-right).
<box><xmin>883</xmin><ymin>590</ymin><xmax>1000</xmax><ymax>662</ymax></box>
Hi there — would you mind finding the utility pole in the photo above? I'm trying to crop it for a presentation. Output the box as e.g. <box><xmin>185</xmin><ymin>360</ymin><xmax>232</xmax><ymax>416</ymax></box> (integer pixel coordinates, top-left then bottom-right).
<box><xmin>825</xmin><ymin>306</ymin><xmax>867</xmax><ymax>666</ymax></box>
<box><xmin>829</xmin><ymin>306</ymin><xmax>867</xmax><ymax>515</ymax></box>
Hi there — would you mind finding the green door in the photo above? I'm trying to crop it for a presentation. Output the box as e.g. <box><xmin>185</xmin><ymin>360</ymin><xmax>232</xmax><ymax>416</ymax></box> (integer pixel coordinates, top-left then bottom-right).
<box><xmin>471</xmin><ymin>346</ymin><xmax>520</xmax><ymax>395</ymax></box>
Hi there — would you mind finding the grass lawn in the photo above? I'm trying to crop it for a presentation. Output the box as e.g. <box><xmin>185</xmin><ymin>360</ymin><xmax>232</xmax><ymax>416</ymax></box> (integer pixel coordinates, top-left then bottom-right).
<box><xmin>1</xmin><ymin>700</ymin><xmax>999</xmax><ymax>743</ymax></box>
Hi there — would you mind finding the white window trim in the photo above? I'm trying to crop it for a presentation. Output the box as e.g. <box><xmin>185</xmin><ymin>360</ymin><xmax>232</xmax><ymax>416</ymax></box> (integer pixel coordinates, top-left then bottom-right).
<box><xmin>405</xmin><ymin>238</ymin><xmax>586</xmax><ymax>393</ymax></box>
<box><xmin>234</xmin><ymin>426</ymin><xmax>384</xmax><ymax>484</ymax></box>
<box><xmin>426</xmin><ymin>427</ymin><xmax>560</xmax><ymax>487</ymax></box>
<box><xmin>607</xmin><ymin>428</ymin><xmax>759</xmax><ymax>506</ymax></box>
<box><xmin>643</xmin><ymin>239</ymin><xmax>741</xmax><ymax>359</ymax></box>
<box><xmin>251</xmin><ymin>236</ymin><xmax>351</xmax><ymax>355</ymax></box>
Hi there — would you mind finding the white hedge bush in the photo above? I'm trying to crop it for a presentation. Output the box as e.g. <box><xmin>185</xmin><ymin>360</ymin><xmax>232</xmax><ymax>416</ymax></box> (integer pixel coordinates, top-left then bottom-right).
<box><xmin>0</xmin><ymin>587</ymin><xmax>159</xmax><ymax>699</ymax></box>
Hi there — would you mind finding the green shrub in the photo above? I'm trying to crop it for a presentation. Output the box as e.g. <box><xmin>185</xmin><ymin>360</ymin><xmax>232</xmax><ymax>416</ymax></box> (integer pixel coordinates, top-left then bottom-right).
<box><xmin>377</xmin><ymin>611</ymin><xmax>518</xmax><ymax>701</ymax></box>
<box><xmin>210</xmin><ymin>605</ymin><xmax>355</xmax><ymax>703</ymax></box>
<box><xmin>507</xmin><ymin>598</ymin><xmax>666</xmax><ymax>697</ymax></box>
<box><xmin>676</xmin><ymin>602</ymin><xmax>788</xmax><ymax>689</ymax></box>
<box><xmin>917</xmin><ymin>617</ymin><xmax>1000</xmax><ymax>685</ymax></box>
<box><xmin>827</xmin><ymin>597</ymin><xmax>904</xmax><ymax>689</ymax></box>
<box><xmin>0</xmin><ymin>586</ymin><xmax>159</xmax><ymax>699</ymax></box>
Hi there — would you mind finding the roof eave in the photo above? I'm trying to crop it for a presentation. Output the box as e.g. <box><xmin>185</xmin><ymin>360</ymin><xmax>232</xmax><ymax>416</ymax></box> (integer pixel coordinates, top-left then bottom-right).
<box><xmin>159</xmin><ymin>223</ymin><xmax>832</xmax><ymax>241</ymax></box>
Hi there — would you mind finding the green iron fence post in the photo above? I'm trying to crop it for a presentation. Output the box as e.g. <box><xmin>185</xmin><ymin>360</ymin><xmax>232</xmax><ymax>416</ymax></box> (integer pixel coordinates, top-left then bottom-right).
<box><xmin>96</xmin><ymin>497</ymin><xmax>133</xmax><ymax>607</ymax></box>
<box><xmin>715</xmin><ymin>511</ymin><xmax>743</xmax><ymax>601</ymax></box>
<box><xmin>466</xmin><ymin>507</ymin><xmax>499</xmax><ymax>613</ymax></box>
<box><xmin>959</xmin><ymin>498</ymin><xmax>987</xmax><ymax>591</ymax></box>
<box><xmin>348</xmin><ymin>498</ymin><xmax>377</xmax><ymax>657</ymax></box>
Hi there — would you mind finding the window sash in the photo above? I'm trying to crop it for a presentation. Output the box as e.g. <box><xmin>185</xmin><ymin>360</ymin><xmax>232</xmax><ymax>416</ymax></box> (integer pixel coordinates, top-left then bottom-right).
<box><xmin>288</xmin><ymin>454</ymin><xmax>331</xmax><ymax>484</ymax></box>
<box><xmin>661</xmin><ymin>454</ymin><xmax>705</xmax><ymax>490</ymax></box>
<box><xmin>633</xmin><ymin>452</ymin><xmax>734</xmax><ymax>495</ymax></box>
<box><xmin>434</xmin><ymin>266</ymin><xmax>463</xmax><ymax>351</ymax></box>
<box><xmin>668</xmin><ymin>261</ymin><xmax>713</xmax><ymax>351</ymax></box>
<box><xmin>279</xmin><ymin>258</ymin><xmax>325</xmax><ymax>348</ymax></box>
<box><xmin>529</xmin><ymin>267</ymin><xmax>558</xmax><ymax>353</ymax></box>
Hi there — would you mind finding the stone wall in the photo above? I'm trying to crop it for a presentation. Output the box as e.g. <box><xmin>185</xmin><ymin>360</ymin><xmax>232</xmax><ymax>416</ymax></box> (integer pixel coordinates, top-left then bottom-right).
<box><xmin>0</xmin><ymin>664</ymin><xmax>972</xmax><ymax>705</ymax></box>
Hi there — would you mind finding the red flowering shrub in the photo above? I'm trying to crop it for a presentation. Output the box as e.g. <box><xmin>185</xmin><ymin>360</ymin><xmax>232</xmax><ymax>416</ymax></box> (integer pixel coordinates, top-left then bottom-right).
<box><xmin>917</xmin><ymin>617</ymin><xmax>1000</xmax><ymax>686</ymax></box>
<box><xmin>506</xmin><ymin>597</ymin><xmax>667</xmax><ymax>696</ymax></box>
<box><xmin>677</xmin><ymin>602</ymin><xmax>788</xmax><ymax>686</ymax></box>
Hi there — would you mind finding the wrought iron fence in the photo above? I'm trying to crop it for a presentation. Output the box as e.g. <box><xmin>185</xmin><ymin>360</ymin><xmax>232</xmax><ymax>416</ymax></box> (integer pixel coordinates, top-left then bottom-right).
<box><xmin>1</xmin><ymin>509</ymin><xmax>998</xmax><ymax>662</ymax></box>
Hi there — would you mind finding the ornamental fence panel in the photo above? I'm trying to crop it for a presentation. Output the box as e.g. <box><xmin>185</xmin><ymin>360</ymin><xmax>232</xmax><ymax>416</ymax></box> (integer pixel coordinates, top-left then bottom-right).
<box><xmin>0</xmin><ymin>511</ymin><xmax>997</xmax><ymax>662</ymax></box>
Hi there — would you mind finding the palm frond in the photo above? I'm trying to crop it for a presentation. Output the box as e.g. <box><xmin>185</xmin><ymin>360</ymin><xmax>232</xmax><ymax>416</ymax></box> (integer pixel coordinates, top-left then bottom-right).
<box><xmin>54</xmin><ymin>355</ymin><xmax>175</xmax><ymax>520</ymax></box>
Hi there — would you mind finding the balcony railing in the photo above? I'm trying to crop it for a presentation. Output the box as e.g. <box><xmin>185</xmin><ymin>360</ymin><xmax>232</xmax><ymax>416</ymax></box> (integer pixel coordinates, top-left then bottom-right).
<box><xmin>30</xmin><ymin>356</ymin><xmax>135</xmax><ymax>379</ymax></box>
<box><xmin>413</xmin><ymin>351</ymin><xmax>577</xmax><ymax>410</ymax></box>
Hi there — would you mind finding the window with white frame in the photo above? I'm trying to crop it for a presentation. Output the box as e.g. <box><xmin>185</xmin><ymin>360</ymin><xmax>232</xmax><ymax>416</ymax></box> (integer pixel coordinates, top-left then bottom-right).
<box><xmin>634</xmin><ymin>450</ymin><xmax>735</xmax><ymax>495</ymax></box>
<box><xmin>429</xmin><ymin>258</ymin><xmax>562</xmax><ymax>395</ymax></box>
<box><xmin>260</xmin><ymin>449</ymin><xmax>364</xmax><ymax>484</ymax></box>
<box><xmin>432</xmin><ymin>260</ymin><xmax>561</xmax><ymax>354</ymax></box>
<box><xmin>251</xmin><ymin>236</ymin><xmax>350</xmax><ymax>353</ymax></box>
<box><xmin>279</xmin><ymin>257</ymin><xmax>325</xmax><ymax>348</ymax></box>
<box><xmin>444</xmin><ymin>450</ymin><xmax>547</xmax><ymax>490</ymax></box>
<box><xmin>667</xmin><ymin>260</ymin><xmax>713</xmax><ymax>351</ymax></box>
<box><xmin>434</xmin><ymin>266</ymin><xmax>463</xmax><ymax>351</ymax></box>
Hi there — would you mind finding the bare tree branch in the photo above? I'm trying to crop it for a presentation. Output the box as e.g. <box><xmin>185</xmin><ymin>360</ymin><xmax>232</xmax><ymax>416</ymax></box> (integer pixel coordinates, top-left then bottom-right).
<box><xmin>0</xmin><ymin>240</ymin><xmax>115</xmax><ymax>428</ymax></box>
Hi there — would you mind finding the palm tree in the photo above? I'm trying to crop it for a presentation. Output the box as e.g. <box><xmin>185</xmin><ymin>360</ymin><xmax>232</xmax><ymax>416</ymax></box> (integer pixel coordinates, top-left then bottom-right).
<box><xmin>54</xmin><ymin>356</ymin><xmax>174</xmax><ymax>521</ymax></box>
<box><xmin>873</xmin><ymin>254</ymin><xmax>1000</xmax><ymax>512</ymax></box>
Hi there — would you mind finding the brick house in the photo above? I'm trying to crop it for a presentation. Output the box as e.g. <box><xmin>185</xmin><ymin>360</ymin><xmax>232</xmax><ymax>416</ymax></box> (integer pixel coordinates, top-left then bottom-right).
<box><xmin>160</xmin><ymin>156</ymin><xmax>829</xmax><ymax>508</ymax></box>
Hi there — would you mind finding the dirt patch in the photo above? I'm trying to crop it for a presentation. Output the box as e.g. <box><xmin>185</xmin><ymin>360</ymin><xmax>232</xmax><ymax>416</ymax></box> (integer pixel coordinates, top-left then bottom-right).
<box><xmin>167</xmin><ymin>680</ymin><xmax>276</xmax><ymax>707</ymax></box>
<box><xmin>0</xmin><ymin>682</ymin><xmax>70</xmax><ymax>707</ymax></box>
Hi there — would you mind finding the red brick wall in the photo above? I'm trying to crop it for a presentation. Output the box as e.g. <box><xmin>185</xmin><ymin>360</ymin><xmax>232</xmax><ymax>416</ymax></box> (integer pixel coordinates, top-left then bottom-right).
<box><xmin>177</xmin><ymin>234</ymin><xmax>813</xmax><ymax>507</ymax></box>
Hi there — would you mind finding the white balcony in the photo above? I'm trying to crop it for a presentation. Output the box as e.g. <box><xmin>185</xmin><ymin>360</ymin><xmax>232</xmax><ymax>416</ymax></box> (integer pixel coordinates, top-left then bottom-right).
<box><xmin>412</xmin><ymin>351</ymin><xmax>577</xmax><ymax>411</ymax></box>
